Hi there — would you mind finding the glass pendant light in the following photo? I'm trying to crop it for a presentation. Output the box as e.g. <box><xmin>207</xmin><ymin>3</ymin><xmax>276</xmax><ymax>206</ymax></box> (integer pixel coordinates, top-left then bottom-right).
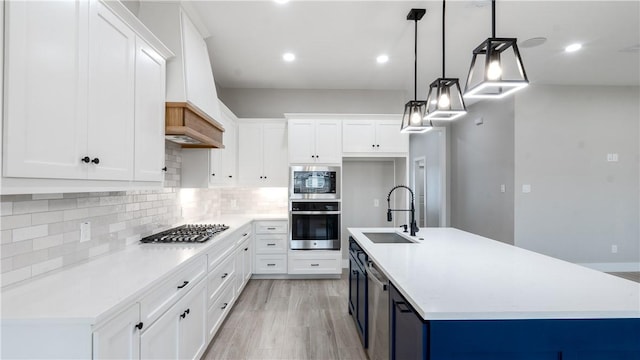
<box><xmin>425</xmin><ymin>0</ymin><xmax>467</xmax><ymax>121</ymax></box>
<box><xmin>401</xmin><ymin>8</ymin><xmax>431</xmax><ymax>134</ymax></box>
<box><xmin>464</xmin><ymin>0</ymin><xmax>529</xmax><ymax>99</ymax></box>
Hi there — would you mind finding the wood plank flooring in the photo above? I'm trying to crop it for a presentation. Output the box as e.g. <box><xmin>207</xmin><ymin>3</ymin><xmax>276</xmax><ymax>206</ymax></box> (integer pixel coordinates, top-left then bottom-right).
<box><xmin>609</xmin><ymin>272</ymin><xmax>640</xmax><ymax>283</ymax></box>
<box><xmin>202</xmin><ymin>273</ymin><xmax>367</xmax><ymax>360</ymax></box>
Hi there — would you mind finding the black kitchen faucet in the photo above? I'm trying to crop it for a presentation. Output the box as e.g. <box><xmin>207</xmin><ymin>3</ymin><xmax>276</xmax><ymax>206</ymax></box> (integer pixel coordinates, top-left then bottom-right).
<box><xmin>386</xmin><ymin>185</ymin><xmax>419</xmax><ymax>236</ymax></box>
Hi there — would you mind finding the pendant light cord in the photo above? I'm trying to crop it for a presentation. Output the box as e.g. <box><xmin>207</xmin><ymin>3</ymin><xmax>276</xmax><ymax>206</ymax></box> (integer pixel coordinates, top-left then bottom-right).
<box><xmin>492</xmin><ymin>0</ymin><xmax>496</xmax><ymax>37</ymax></box>
<box><xmin>442</xmin><ymin>0</ymin><xmax>446</xmax><ymax>77</ymax></box>
<box><xmin>414</xmin><ymin>18</ymin><xmax>418</xmax><ymax>101</ymax></box>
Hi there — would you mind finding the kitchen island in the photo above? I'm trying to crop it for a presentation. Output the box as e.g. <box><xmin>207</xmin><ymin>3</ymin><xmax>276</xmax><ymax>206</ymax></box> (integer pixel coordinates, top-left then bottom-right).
<box><xmin>348</xmin><ymin>227</ymin><xmax>640</xmax><ymax>359</ymax></box>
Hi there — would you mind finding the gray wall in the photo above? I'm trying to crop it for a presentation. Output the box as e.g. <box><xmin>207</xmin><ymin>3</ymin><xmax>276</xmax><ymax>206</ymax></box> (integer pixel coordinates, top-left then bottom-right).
<box><xmin>217</xmin><ymin>88</ymin><xmax>407</xmax><ymax>118</ymax></box>
<box><xmin>121</xmin><ymin>0</ymin><xmax>141</xmax><ymax>16</ymax></box>
<box><xmin>449</xmin><ymin>98</ymin><xmax>516</xmax><ymax>245</ymax></box>
<box><xmin>409</xmin><ymin>129</ymin><xmax>447</xmax><ymax>227</ymax></box>
<box><xmin>514</xmin><ymin>85</ymin><xmax>639</xmax><ymax>265</ymax></box>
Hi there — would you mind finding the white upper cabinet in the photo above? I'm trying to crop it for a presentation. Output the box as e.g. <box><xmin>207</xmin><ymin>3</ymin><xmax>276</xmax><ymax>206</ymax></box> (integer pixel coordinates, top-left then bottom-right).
<box><xmin>342</xmin><ymin>118</ymin><xmax>409</xmax><ymax>155</ymax></box>
<box><xmin>237</xmin><ymin>120</ymin><xmax>288</xmax><ymax>187</ymax></box>
<box><xmin>134</xmin><ymin>39</ymin><xmax>167</xmax><ymax>182</ymax></box>
<box><xmin>2</xmin><ymin>0</ymin><xmax>172</xmax><ymax>192</ymax></box>
<box><xmin>88</xmin><ymin>1</ymin><xmax>135</xmax><ymax>180</ymax></box>
<box><xmin>288</xmin><ymin>119</ymin><xmax>342</xmax><ymax>164</ymax></box>
<box><xmin>3</xmin><ymin>0</ymin><xmax>89</xmax><ymax>179</ymax></box>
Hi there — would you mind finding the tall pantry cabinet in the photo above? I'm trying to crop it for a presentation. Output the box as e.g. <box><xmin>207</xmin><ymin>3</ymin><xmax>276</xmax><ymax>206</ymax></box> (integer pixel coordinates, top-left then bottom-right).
<box><xmin>2</xmin><ymin>0</ymin><xmax>172</xmax><ymax>193</ymax></box>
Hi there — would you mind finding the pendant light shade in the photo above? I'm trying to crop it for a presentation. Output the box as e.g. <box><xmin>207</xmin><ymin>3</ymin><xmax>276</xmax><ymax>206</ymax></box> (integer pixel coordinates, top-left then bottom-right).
<box><xmin>424</xmin><ymin>0</ymin><xmax>467</xmax><ymax>121</ymax></box>
<box><xmin>464</xmin><ymin>1</ymin><xmax>528</xmax><ymax>99</ymax></box>
<box><xmin>400</xmin><ymin>8</ymin><xmax>432</xmax><ymax>134</ymax></box>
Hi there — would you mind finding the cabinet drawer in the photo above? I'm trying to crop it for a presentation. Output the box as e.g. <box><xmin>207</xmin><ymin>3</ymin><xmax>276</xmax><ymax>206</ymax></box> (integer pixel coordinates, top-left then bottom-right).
<box><xmin>254</xmin><ymin>254</ymin><xmax>287</xmax><ymax>274</ymax></box>
<box><xmin>288</xmin><ymin>258</ymin><xmax>341</xmax><ymax>275</ymax></box>
<box><xmin>207</xmin><ymin>256</ymin><xmax>235</xmax><ymax>304</ymax></box>
<box><xmin>140</xmin><ymin>256</ymin><xmax>206</xmax><ymax>326</ymax></box>
<box><xmin>206</xmin><ymin>233</ymin><xmax>237</xmax><ymax>273</ymax></box>
<box><xmin>235</xmin><ymin>224</ymin><xmax>252</xmax><ymax>246</ymax></box>
<box><xmin>207</xmin><ymin>282</ymin><xmax>235</xmax><ymax>340</ymax></box>
<box><xmin>255</xmin><ymin>221</ymin><xmax>287</xmax><ymax>234</ymax></box>
<box><xmin>255</xmin><ymin>234</ymin><xmax>287</xmax><ymax>254</ymax></box>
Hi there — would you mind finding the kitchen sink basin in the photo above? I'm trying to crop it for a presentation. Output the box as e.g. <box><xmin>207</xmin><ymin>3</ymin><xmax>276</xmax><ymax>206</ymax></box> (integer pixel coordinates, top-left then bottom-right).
<box><xmin>363</xmin><ymin>232</ymin><xmax>416</xmax><ymax>244</ymax></box>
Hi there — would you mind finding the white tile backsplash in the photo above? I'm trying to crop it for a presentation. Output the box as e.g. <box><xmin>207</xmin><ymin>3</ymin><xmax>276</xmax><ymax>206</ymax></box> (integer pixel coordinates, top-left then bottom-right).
<box><xmin>0</xmin><ymin>142</ymin><xmax>288</xmax><ymax>288</ymax></box>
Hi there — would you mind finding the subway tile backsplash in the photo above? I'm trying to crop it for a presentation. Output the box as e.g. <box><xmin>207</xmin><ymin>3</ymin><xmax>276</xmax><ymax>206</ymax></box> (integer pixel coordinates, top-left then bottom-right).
<box><xmin>0</xmin><ymin>142</ymin><xmax>287</xmax><ymax>288</ymax></box>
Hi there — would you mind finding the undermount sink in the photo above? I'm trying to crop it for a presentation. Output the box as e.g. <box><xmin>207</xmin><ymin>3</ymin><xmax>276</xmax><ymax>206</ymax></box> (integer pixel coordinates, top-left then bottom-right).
<box><xmin>363</xmin><ymin>232</ymin><xmax>416</xmax><ymax>244</ymax></box>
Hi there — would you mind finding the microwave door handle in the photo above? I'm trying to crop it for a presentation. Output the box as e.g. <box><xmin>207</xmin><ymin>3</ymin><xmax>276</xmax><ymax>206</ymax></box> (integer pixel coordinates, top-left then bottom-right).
<box><xmin>290</xmin><ymin>211</ymin><xmax>341</xmax><ymax>215</ymax></box>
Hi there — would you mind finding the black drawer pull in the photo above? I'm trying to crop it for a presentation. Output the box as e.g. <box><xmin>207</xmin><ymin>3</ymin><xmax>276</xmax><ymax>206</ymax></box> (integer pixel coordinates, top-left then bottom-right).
<box><xmin>162</xmin><ymin>167</ymin><xmax>167</xmax><ymax>171</ymax></box>
<box><xmin>180</xmin><ymin>308</ymin><xmax>190</xmax><ymax>319</ymax></box>
<box><xmin>221</xmin><ymin>302</ymin><xmax>228</xmax><ymax>310</ymax></box>
<box><xmin>310</xmin><ymin>264</ymin><xmax>319</xmax><ymax>267</ymax></box>
<box><xmin>135</xmin><ymin>322</ymin><xmax>143</xmax><ymax>330</ymax></box>
<box><xmin>267</xmin><ymin>227</ymin><xmax>276</xmax><ymax>230</ymax></box>
<box><xmin>244</xmin><ymin>247</ymin><xmax>248</xmax><ymax>251</ymax></box>
<box><xmin>221</xmin><ymin>273</ymin><xmax>228</xmax><ymax>279</ymax></box>
<box><xmin>177</xmin><ymin>281</ymin><xmax>189</xmax><ymax>289</ymax></box>
<box><xmin>81</xmin><ymin>156</ymin><xmax>90</xmax><ymax>163</ymax></box>
<box><xmin>91</xmin><ymin>157</ymin><xmax>100</xmax><ymax>164</ymax></box>
<box><xmin>242</xmin><ymin>233</ymin><xmax>248</xmax><ymax>237</ymax></box>
<box><xmin>395</xmin><ymin>301</ymin><xmax>412</xmax><ymax>313</ymax></box>
<box><xmin>267</xmin><ymin>263</ymin><xmax>276</xmax><ymax>266</ymax></box>
<box><xmin>267</xmin><ymin>243</ymin><xmax>276</xmax><ymax>246</ymax></box>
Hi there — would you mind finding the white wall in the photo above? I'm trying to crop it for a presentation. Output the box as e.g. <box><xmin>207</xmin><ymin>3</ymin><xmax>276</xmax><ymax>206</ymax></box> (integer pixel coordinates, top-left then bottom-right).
<box><xmin>514</xmin><ymin>85</ymin><xmax>640</xmax><ymax>268</ymax></box>
<box><xmin>409</xmin><ymin>129</ymin><xmax>447</xmax><ymax>227</ymax></box>
<box><xmin>217</xmin><ymin>88</ymin><xmax>407</xmax><ymax>118</ymax></box>
<box><xmin>449</xmin><ymin>97</ymin><xmax>516</xmax><ymax>245</ymax></box>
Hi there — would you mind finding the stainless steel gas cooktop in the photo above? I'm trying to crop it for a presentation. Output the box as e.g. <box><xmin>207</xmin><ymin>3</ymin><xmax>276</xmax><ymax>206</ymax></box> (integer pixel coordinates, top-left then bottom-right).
<box><xmin>140</xmin><ymin>224</ymin><xmax>229</xmax><ymax>243</ymax></box>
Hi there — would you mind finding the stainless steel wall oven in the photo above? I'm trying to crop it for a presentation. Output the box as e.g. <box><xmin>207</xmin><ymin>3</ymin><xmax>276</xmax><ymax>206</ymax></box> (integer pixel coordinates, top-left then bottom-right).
<box><xmin>290</xmin><ymin>201</ymin><xmax>340</xmax><ymax>250</ymax></box>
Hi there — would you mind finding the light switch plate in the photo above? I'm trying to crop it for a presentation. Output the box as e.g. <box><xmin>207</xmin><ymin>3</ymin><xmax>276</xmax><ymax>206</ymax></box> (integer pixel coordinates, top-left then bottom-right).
<box><xmin>500</xmin><ymin>184</ymin><xmax>506</xmax><ymax>193</ymax></box>
<box><xmin>373</xmin><ymin>199</ymin><xmax>380</xmax><ymax>207</ymax></box>
<box><xmin>522</xmin><ymin>184</ymin><xmax>531</xmax><ymax>193</ymax></box>
<box><xmin>80</xmin><ymin>222</ymin><xmax>91</xmax><ymax>243</ymax></box>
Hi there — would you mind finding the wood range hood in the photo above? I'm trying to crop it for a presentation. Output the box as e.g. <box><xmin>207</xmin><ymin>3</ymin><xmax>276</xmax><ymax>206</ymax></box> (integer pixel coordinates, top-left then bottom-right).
<box><xmin>165</xmin><ymin>101</ymin><xmax>225</xmax><ymax>148</ymax></box>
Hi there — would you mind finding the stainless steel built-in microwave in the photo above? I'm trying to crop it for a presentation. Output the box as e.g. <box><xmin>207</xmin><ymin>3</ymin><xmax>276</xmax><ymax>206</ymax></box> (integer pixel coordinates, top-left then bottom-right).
<box><xmin>289</xmin><ymin>166</ymin><xmax>340</xmax><ymax>200</ymax></box>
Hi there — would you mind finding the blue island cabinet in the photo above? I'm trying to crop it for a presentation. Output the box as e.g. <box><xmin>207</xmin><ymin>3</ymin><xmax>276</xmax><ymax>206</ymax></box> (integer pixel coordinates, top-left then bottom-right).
<box><xmin>390</xmin><ymin>282</ymin><xmax>640</xmax><ymax>360</ymax></box>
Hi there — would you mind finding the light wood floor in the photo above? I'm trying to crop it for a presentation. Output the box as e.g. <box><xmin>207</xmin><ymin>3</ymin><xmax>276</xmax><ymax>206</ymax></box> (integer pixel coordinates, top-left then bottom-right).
<box><xmin>609</xmin><ymin>272</ymin><xmax>640</xmax><ymax>283</ymax></box>
<box><xmin>202</xmin><ymin>273</ymin><xmax>367</xmax><ymax>360</ymax></box>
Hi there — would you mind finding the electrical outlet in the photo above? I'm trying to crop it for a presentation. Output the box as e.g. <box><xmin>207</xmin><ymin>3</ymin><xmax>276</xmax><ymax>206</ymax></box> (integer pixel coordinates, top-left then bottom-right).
<box><xmin>611</xmin><ymin>245</ymin><xmax>618</xmax><ymax>253</ymax></box>
<box><xmin>607</xmin><ymin>153</ymin><xmax>619</xmax><ymax>162</ymax></box>
<box><xmin>500</xmin><ymin>184</ymin><xmax>506</xmax><ymax>193</ymax></box>
<box><xmin>373</xmin><ymin>199</ymin><xmax>379</xmax><ymax>207</ymax></box>
<box><xmin>522</xmin><ymin>184</ymin><xmax>531</xmax><ymax>193</ymax></box>
<box><xmin>80</xmin><ymin>222</ymin><xmax>91</xmax><ymax>243</ymax></box>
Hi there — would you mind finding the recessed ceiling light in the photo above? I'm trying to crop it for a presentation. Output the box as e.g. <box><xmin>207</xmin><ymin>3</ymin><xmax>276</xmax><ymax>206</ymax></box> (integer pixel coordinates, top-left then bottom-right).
<box><xmin>283</xmin><ymin>52</ymin><xmax>295</xmax><ymax>62</ymax></box>
<box><xmin>274</xmin><ymin>0</ymin><xmax>289</xmax><ymax>4</ymax></box>
<box><xmin>376</xmin><ymin>55</ymin><xmax>389</xmax><ymax>64</ymax></box>
<box><xmin>565</xmin><ymin>43</ymin><xmax>582</xmax><ymax>53</ymax></box>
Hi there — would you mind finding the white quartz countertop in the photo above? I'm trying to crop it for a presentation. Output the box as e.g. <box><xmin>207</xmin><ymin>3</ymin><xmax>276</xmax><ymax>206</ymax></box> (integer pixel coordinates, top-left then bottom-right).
<box><xmin>1</xmin><ymin>214</ymin><xmax>287</xmax><ymax>323</ymax></box>
<box><xmin>348</xmin><ymin>227</ymin><xmax>640</xmax><ymax>321</ymax></box>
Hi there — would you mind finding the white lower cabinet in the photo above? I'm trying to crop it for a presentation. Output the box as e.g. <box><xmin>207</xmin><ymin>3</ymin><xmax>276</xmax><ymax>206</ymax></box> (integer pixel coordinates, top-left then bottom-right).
<box><xmin>140</xmin><ymin>277</ymin><xmax>207</xmax><ymax>360</ymax></box>
<box><xmin>92</xmin><ymin>303</ymin><xmax>141</xmax><ymax>360</ymax></box>
<box><xmin>253</xmin><ymin>220</ymin><xmax>288</xmax><ymax>275</ymax></box>
<box><xmin>207</xmin><ymin>280</ymin><xmax>236</xmax><ymax>341</ymax></box>
<box><xmin>236</xmin><ymin>237</ymin><xmax>253</xmax><ymax>293</ymax></box>
<box><xmin>288</xmin><ymin>250</ymin><xmax>342</xmax><ymax>275</ymax></box>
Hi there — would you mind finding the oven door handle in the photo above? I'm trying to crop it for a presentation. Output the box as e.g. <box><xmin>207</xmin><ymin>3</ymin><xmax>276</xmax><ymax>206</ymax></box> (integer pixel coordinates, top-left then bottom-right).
<box><xmin>290</xmin><ymin>211</ymin><xmax>341</xmax><ymax>215</ymax></box>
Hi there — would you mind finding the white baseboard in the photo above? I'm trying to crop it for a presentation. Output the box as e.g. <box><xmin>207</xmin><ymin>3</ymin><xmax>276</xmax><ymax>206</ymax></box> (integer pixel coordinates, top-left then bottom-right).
<box><xmin>577</xmin><ymin>262</ymin><xmax>640</xmax><ymax>272</ymax></box>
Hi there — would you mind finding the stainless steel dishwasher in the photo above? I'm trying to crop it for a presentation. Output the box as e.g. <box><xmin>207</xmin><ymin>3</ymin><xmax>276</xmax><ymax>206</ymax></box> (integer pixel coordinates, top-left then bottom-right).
<box><xmin>367</xmin><ymin>260</ymin><xmax>389</xmax><ymax>360</ymax></box>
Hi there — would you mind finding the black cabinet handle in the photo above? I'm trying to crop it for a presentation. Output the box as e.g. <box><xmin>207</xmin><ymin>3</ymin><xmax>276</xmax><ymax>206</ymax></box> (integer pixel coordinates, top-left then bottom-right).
<box><xmin>267</xmin><ymin>263</ymin><xmax>276</xmax><ymax>266</ymax></box>
<box><xmin>395</xmin><ymin>301</ymin><xmax>412</xmax><ymax>313</ymax></box>
<box><xmin>242</xmin><ymin>233</ymin><xmax>248</xmax><ymax>237</ymax></box>
<box><xmin>180</xmin><ymin>308</ymin><xmax>190</xmax><ymax>319</ymax></box>
<box><xmin>264</xmin><ymin>176</ymin><xmax>267</xmax><ymax>179</ymax></box>
<box><xmin>212</xmin><ymin>173</ymin><xmax>216</xmax><ymax>176</ymax></box>
<box><xmin>310</xmin><ymin>264</ymin><xmax>319</xmax><ymax>267</ymax></box>
<box><xmin>244</xmin><ymin>247</ymin><xmax>248</xmax><ymax>251</ymax></box>
<box><xmin>81</xmin><ymin>156</ymin><xmax>90</xmax><ymax>163</ymax></box>
<box><xmin>135</xmin><ymin>322</ymin><xmax>143</xmax><ymax>330</ymax></box>
<box><xmin>316</xmin><ymin>155</ymin><xmax>319</xmax><ymax>158</ymax></box>
<box><xmin>267</xmin><ymin>243</ymin><xmax>276</xmax><ymax>246</ymax></box>
<box><xmin>228</xmin><ymin>175</ymin><xmax>232</xmax><ymax>178</ymax></box>
<box><xmin>221</xmin><ymin>302</ymin><xmax>228</xmax><ymax>310</ymax></box>
<box><xmin>376</xmin><ymin>144</ymin><xmax>380</xmax><ymax>148</ymax></box>
<box><xmin>221</xmin><ymin>273</ymin><xmax>228</xmax><ymax>279</ymax></box>
<box><xmin>311</xmin><ymin>155</ymin><xmax>315</xmax><ymax>158</ymax></box>
<box><xmin>372</xmin><ymin>144</ymin><xmax>375</xmax><ymax>148</ymax></box>
<box><xmin>267</xmin><ymin>227</ymin><xmax>276</xmax><ymax>230</ymax></box>
<box><xmin>259</xmin><ymin>176</ymin><xmax>263</xmax><ymax>179</ymax></box>
<box><xmin>162</xmin><ymin>167</ymin><xmax>167</xmax><ymax>171</ymax></box>
<box><xmin>177</xmin><ymin>280</ymin><xmax>189</xmax><ymax>289</ymax></box>
<box><xmin>91</xmin><ymin>158</ymin><xmax>100</xmax><ymax>164</ymax></box>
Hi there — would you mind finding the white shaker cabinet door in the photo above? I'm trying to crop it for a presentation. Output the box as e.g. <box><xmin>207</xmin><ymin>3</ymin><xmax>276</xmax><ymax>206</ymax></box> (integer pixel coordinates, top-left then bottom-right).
<box><xmin>92</xmin><ymin>303</ymin><xmax>140</xmax><ymax>360</ymax></box>
<box><xmin>134</xmin><ymin>38</ymin><xmax>166</xmax><ymax>182</ymax></box>
<box><xmin>237</xmin><ymin>122</ymin><xmax>264</xmax><ymax>185</ymax></box>
<box><xmin>3</xmin><ymin>0</ymin><xmax>89</xmax><ymax>179</ymax></box>
<box><xmin>177</xmin><ymin>281</ymin><xmax>208</xmax><ymax>360</ymax></box>
<box><xmin>288</xmin><ymin>119</ymin><xmax>315</xmax><ymax>163</ymax></box>
<box><xmin>342</xmin><ymin>120</ymin><xmax>376</xmax><ymax>153</ymax></box>
<box><xmin>87</xmin><ymin>2</ymin><xmax>135</xmax><ymax>180</ymax></box>
<box><xmin>262</xmin><ymin>122</ymin><xmax>288</xmax><ymax>186</ymax></box>
<box><xmin>375</xmin><ymin>120</ymin><xmax>409</xmax><ymax>153</ymax></box>
<box><xmin>314</xmin><ymin>119</ymin><xmax>342</xmax><ymax>164</ymax></box>
<box><xmin>140</xmin><ymin>305</ymin><xmax>179</xmax><ymax>359</ymax></box>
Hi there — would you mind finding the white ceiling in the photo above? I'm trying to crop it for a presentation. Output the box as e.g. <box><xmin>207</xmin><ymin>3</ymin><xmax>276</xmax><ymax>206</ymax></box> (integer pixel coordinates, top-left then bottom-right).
<box><xmin>186</xmin><ymin>0</ymin><xmax>640</xmax><ymax>94</ymax></box>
